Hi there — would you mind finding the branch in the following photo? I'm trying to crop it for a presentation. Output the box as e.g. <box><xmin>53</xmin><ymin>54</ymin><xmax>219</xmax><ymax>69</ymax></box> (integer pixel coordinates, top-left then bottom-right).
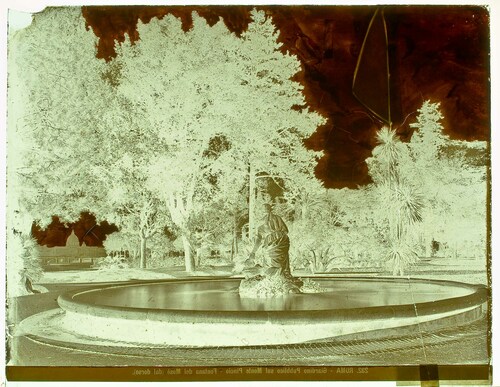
<box><xmin>254</xmin><ymin>173</ymin><xmax>288</xmax><ymax>192</ymax></box>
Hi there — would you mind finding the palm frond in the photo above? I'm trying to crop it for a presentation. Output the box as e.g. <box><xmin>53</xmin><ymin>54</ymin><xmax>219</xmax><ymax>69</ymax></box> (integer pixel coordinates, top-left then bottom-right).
<box><xmin>376</xmin><ymin>127</ymin><xmax>401</xmax><ymax>160</ymax></box>
<box><xmin>374</xmin><ymin>127</ymin><xmax>403</xmax><ymax>185</ymax></box>
<box><xmin>394</xmin><ymin>183</ymin><xmax>424</xmax><ymax>226</ymax></box>
<box><xmin>385</xmin><ymin>239</ymin><xmax>419</xmax><ymax>275</ymax></box>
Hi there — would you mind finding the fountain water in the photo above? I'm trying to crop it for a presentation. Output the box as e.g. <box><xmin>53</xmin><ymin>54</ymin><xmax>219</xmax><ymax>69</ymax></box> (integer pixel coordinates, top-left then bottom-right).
<box><xmin>40</xmin><ymin>277</ymin><xmax>487</xmax><ymax>347</ymax></box>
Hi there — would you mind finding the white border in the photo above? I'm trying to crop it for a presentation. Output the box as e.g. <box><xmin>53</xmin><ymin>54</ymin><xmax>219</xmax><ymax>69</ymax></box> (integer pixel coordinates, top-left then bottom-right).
<box><xmin>1</xmin><ymin>1</ymin><xmax>497</xmax><ymax>386</ymax></box>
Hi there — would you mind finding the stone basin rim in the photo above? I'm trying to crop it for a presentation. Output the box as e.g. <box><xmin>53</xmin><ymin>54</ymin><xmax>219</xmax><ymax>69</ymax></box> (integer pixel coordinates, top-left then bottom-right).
<box><xmin>57</xmin><ymin>277</ymin><xmax>488</xmax><ymax>324</ymax></box>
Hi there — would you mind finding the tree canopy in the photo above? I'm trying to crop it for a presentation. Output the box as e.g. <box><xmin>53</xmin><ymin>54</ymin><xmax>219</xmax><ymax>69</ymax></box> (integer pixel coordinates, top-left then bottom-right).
<box><xmin>9</xmin><ymin>8</ymin><xmax>326</xmax><ymax>273</ymax></box>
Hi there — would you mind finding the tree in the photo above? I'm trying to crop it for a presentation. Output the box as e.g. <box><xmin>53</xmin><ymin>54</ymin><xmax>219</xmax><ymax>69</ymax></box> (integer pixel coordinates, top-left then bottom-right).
<box><xmin>401</xmin><ymin>101</ymin><xmax>487</xmax><ymax>258</ymax></box>
<box><xmin>112</xmin><ymin>10</ymin><xmax>325</xmax><ymax>271</ymax></box>
<box><xmin>367</xmin><ymin>100</ymin><xmax>486</xmax><ymax>272</ymax></box>
<box><xmin>7</xmin><ymin>7</ymin><xmax>112</xmax><ymax>295</ymax></box>
<box><xmin>88</xmin><ymin>100</ymin><xmax>171</xmax><ymax>268</ymax></box>
<box><xmin>8</xmin><ymin>8</ymin><xmax>110</xmax><ymax>228</ymax></box>
<box><xmin>366</xmin><ymin>127</ymin><xmax>423</xmax><ymax>275</ymax></box>
<box><xmin>224</xmin><ymin>10</ymin><xmax>326</xmax><ymax>239</ymax></box>
<box><xmin>111</xmin><ymin>13</ymin><xmax>242</xmax><ymax>271</ymax></box>
<box><xmin>9</xmin><ymin>8</ymin><xmax>173</xmax><ymax>269</ymax></box>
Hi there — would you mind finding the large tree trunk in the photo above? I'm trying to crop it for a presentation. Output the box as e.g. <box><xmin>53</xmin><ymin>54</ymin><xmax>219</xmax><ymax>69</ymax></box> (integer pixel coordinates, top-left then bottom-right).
<box><xmin>231</xmin><ymin>210</ymin><xmax>239</xmax><ymax>261</ymax></box>
<box><xmin>139</xmin><ymin>234</ymin><xmax>147</xmax><ymax>269</ymax></box>
<box><xmin>168</xmin><ymin>192</ymin><xmax>196</xmax><ymax>272</ymax></box>
<box><xmin>232</xmin><ymin>228</ymin><xmax>238</xmax><ymax>261</ymax></box>
<box><xmin>248</xmin><ymin>163</ymin><xmax>256</xmax><ymax>241</ymax></box>
<box><xmin>182</xmin><ymin>234</ymin><xmax>195</xmax><ymax>272</ymax></box>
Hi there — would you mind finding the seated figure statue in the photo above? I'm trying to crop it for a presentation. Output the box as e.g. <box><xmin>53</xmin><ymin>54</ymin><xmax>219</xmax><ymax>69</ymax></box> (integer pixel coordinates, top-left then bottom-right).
<box><xmin>240</xmin><ymin>203</ymin><xmax>302</xmax><ymax>297</ymax></box>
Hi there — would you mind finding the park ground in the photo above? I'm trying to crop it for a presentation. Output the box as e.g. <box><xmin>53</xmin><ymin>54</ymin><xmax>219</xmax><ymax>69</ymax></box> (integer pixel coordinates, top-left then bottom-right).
<box><xmin>6</xmin><ymin>255</ymin><xmax>490</xmax><ymax>368</ymax></box>
<box><xmin>36</xmin><ymin>254</ymin><xmax>490</xmax><ymax>286</ymax></box>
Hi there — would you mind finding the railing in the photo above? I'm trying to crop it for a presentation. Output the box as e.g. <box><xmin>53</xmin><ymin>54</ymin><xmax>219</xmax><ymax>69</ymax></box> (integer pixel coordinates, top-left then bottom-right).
<box><xmin>41</xmin><ymin>256</ymin><xmax>106</xmax><ymax>266</ymax></box>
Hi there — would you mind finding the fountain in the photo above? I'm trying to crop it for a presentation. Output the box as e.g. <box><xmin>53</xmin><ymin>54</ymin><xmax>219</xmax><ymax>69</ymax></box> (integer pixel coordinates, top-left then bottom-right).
<box><xmin>17</xmin><ymin>206</ymin><xmax>487</xmax><ymax>349</ymax></box>
<box><xmin>15</xmin><ymin>276</ymin><xmax>486</xmax><ymax>348</ymax></box>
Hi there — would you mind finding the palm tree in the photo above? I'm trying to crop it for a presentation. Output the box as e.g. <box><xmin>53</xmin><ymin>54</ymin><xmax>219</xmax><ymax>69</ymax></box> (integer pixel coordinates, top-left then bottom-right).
<box><xmin>386</xmin><ymin>183</ymin><xmax>423</xmax><ymax>275</ymax></box>
<box><xmin>375</xmin><ymin>126</ymin><xmax>402</xmax><ymax>187</ymax></box>
<box><xmin>372</xmin><ymin>127</ymin><xmax>424</xmax><ymax>275</ymax></box>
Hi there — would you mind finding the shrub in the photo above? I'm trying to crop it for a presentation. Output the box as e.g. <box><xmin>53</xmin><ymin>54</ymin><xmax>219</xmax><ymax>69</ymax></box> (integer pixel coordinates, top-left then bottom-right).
<box><xmin>146</xmin><ymin>232</ymin><xmax>176</xmax><ymax>268</ymax></box>
<box><xmin>21</xmin><ymin>233</ymin><xmax>43</xmax><ymax>282</ymax></box>
<box><xmin>96</xmin><ymin>254</ymin><xmax>131</xmax><ymax>270</ymax></box>
<box><xmin>384</xmin><ymin>239</ymin><xmax>419</xmax><ymax>276</ymax></box>
<box><xmin>7</xmin><ymin>231</ymin><xmax>43</xmax><ymax>297</ymax></box>
<box><xmin>103</xmin><ymin>232</ymin><xmax>139</xmax><ymax>262</ymax></box>
<box><xmin>7</xmin><ymin>232</ymin><xmax>43</xmax><ymax>297</ymax></box>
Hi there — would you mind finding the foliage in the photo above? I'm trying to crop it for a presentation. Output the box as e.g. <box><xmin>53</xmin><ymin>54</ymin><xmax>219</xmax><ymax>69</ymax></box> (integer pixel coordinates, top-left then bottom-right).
<box><xmin>287</xmin><ymin>191</ymin><xmax>338</xmax><ymax>271</ymax></box>
<box><xmin>288</xmin><ymin>188</ymin><xmax>385</xmax><ymax>273</ymax></box>
<box><xmin>375</xmin><ymin>181</ymin><xmax>424</xmax><ymax>239</ymax></box>
<box><xmin>385</xmin><ymin>239</ymin><xmax>419</xmax><ymax>276</ymax></box>
<box><xmin>403</xmin><ymin>101</ymin><xmax>486</xmax><ymax>259</ymax></box>
<box><xmin>89</xmin><ymin>98</ymin><xmax>171</xmax><ymax>268</ymax></box>
<box><xmin>9</xmin><ymin>8</ymin><xmax>180</xmax><ymax>270</ymax></box>
<box><xmin>146</xmin><ymin>232</ymin><xmax>177</xmax><ymax>268</ymax></box>
<box><xmin>366</xmin><ymin>100</ymin><xmax>486</xmax><ymax>270</ymax></box>
<box><xmin>96</xmin><ymin>255</ymin><xmax>131</xmax><ymax>270</ymax></box>
<box><xmin>409</xmin><ymin>101</ymin><xmax>448</xmax><ymax>160</ymax></box>
<box><xmin>21</xmin><ymin>234</ymin><xmax>43</xmax><ymax>282</ymax></box>
<box><xmin>103</xmin><ymin>232</ymin><xmax>140</xmax><ymax>261</ymax></box>
<box><xmin>6</xmin><ymin>232</ymin><xmax>43</xmax><ymax>297</ymax></box>
<box><xmin>366</xmin><ymin>124</ymin><xmax>425</xmax><ymax>275</ymax></box>
<box><xmin>111</xmin><ymin>9</ymin><xmax>325</xmax><ymax>271</ymax></box>
<box><xmin>9</xmin><ymin>8</ymin><xmax>326</xmax><ymax>277</ymax></box>
<box><xmin>7</xmin><ymin>233</ymin><xmax>30</xmax><ymax>297</ymax></box>
<box><xmin>369</xmin><ymin>127</ymin><xmax>405</xmax><ymax>185</ymax></box>
<box><xmin>188</xmin><ymin>200</ymin><xmax>233</xmax><ymax>259</ymax></box>
<box><xmin>9</xmin><ymin>8</ymin><xmax>111</xmax><ymax>227</ymax></box>
<box><xmin>112</xmin><ymin>13</ymin><xmax>240</xmax><ymax>271</ymax></box>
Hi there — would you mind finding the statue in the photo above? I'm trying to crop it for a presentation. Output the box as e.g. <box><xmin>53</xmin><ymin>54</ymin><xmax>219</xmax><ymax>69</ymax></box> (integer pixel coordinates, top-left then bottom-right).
<box><xmin>240</xmin><ymin>203</ymin><xmax>303</xmax><ymax>297</ymax></box>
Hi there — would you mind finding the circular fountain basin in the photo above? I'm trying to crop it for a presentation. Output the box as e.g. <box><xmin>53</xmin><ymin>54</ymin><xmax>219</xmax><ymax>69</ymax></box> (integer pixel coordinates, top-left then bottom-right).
<box><xmin>56</xmin><ymin>277</ymin><xmax>487</xmax><ymax>347</ymax></box>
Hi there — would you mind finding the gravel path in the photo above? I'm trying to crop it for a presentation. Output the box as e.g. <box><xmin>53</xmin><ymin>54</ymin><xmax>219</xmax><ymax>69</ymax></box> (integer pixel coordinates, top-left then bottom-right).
<box><xmin>15</xmin><ymin>317</ymin><xmax>488</xmax><ymax>366</ymax></box>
